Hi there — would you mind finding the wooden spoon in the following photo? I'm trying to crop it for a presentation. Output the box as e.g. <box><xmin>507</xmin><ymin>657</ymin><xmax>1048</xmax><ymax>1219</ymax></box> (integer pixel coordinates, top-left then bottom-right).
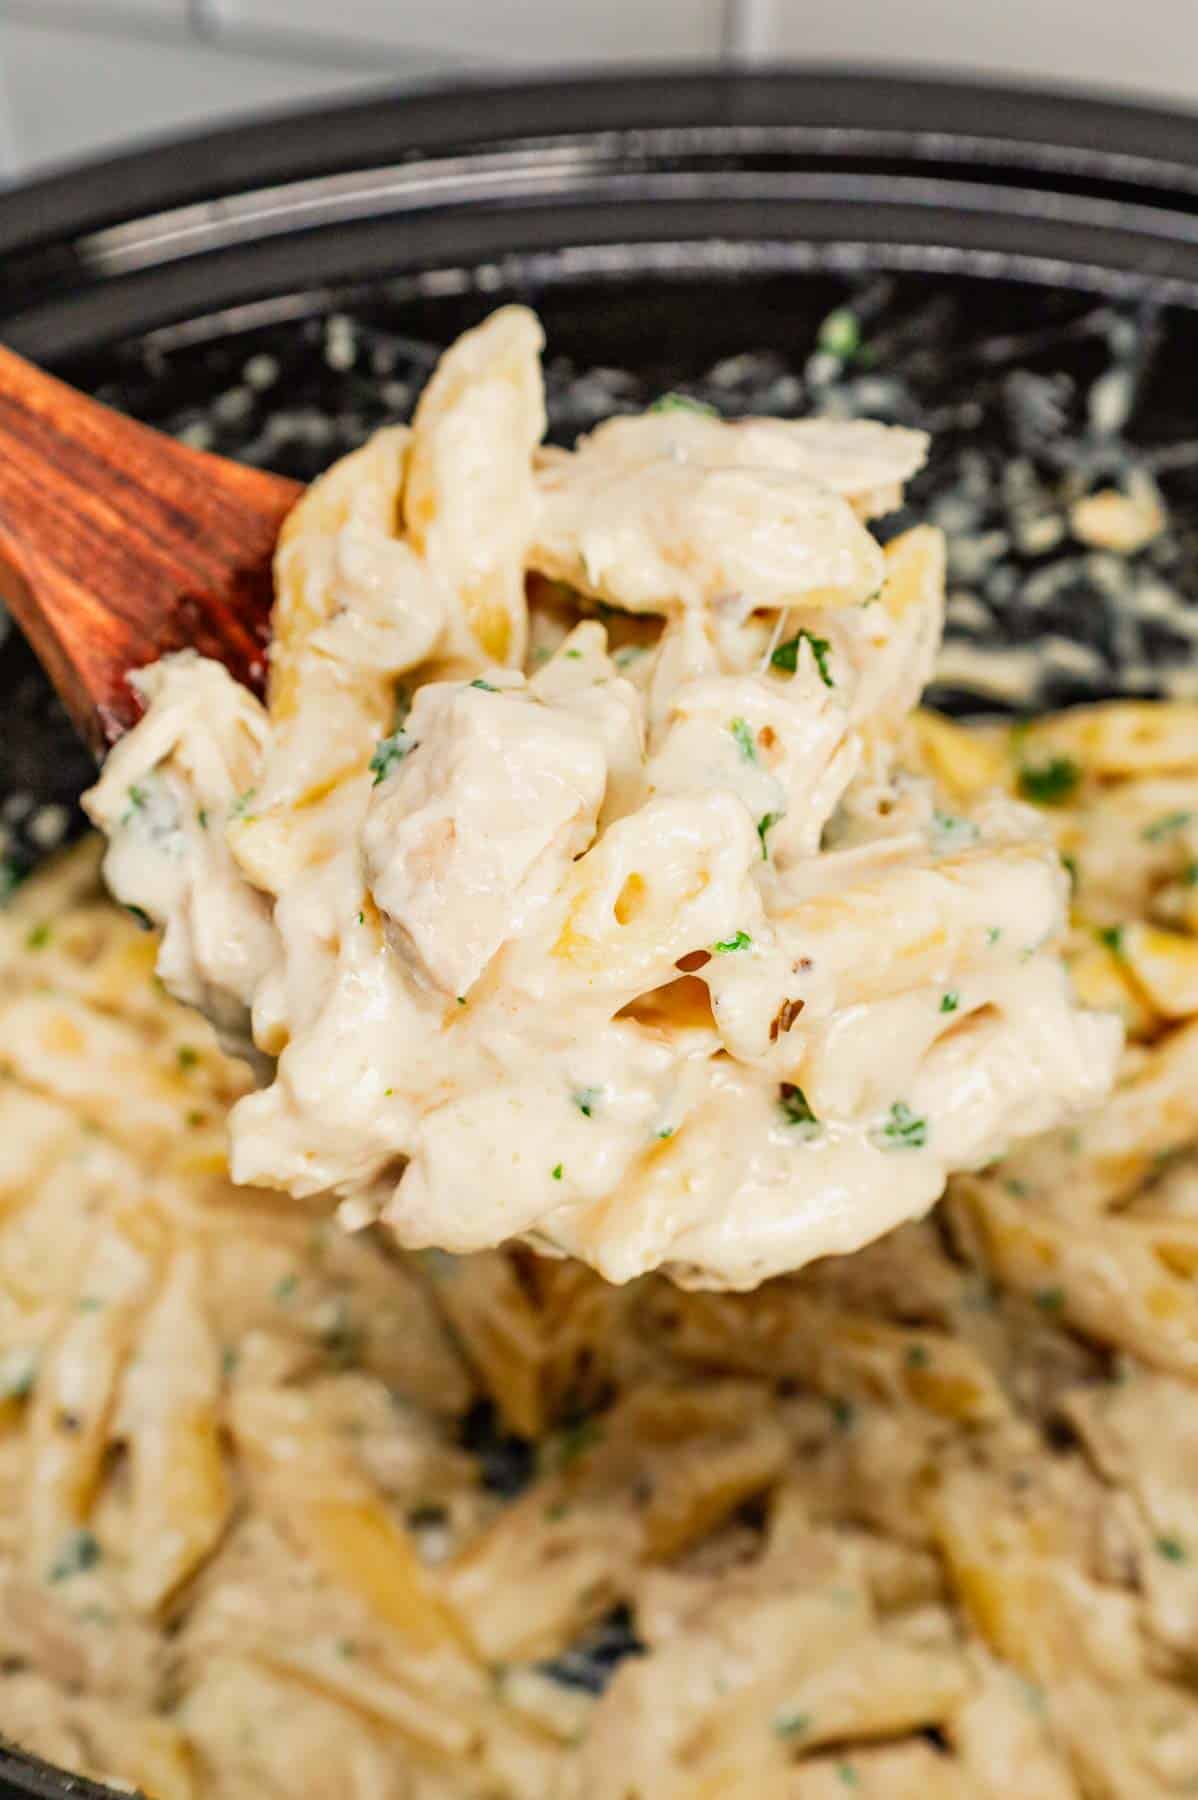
<box><xmin>0</xmin><ymin>343</ymin><xmax>302</xmax><ymax>757</ymax></box>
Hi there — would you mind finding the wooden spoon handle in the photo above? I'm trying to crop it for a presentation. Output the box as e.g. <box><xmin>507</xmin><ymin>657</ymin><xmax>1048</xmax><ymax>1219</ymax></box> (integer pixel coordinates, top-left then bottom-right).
<box><xmin>0</xmin><ymin>344</ymin><xmax>301</xmax><ymax>755</ymax></box>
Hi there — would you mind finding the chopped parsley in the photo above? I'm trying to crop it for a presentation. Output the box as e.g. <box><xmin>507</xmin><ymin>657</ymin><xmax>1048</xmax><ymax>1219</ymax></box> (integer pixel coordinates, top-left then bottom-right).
<box><xmin>986</xmin><ymin>926</ymin><xmax>1002</xmax><ymax>946</ymax></box>
<box><xmin>1156</xmin><ymin>1535</ymin><xmax>1188</xmax><ymax>1563</ymax></box>
<box><xmin>230</xmin><ymin>787</ymin><xmax>257</xmax><ymax>820</ymax></box>
<box><xmin>126</xmin><ymin>904</ymin><xmax>154</xmax><ymax>931</ymax></box>
<box><xmin>197</xmin><ymin>807</ymin><xmax>209</xmax><ymax>830</ymax></box>
<box><xmin>829</xmin><ymin>1395</ymin><xmax>855</xmax><ymax>1431</ymax></box>
<box><xmin>551</xmin><ymin>1163</ymin><xmax>563</xmax><ymax>1181</ymax></box>
<box><xmin>817</xmin><ymin>307</ymin><xmax>861</xmax><ymax>359</ymax></box>
<box><xmin>25</xmin><ymin>922</ymin><xmax>50</xmax><ymax>950</ymax></box>
<box><xmin>772</xmin><ymin>1708</ymin><xmax>810</xmax><ymax>1741</ymax></box>
<box><xmin>456</xmin><ymin>996</ymin><xmax>466</xmax><ymax>1007</ymax></box>
<box><xmin>940</xmin><ymin>992</ymin><xmax>960</xmax><ymax>1014</ymax></box>
<box><xmin>729</xmin><ymin>717</ymin><xmax>757</xmax><ymax>763</ymax></box>
<box><xmin>649</xmin><ymin>391</ymin><xmax>718</xmax><ymax>417</ymax></box>
<box><xmin>1061</xmin><ymin>851</ymin><xmax>1079</xmax><ymax>891</ymax></box>
<box><xmin>757</xmin><ymin>811</ymin><xmax>783</xmax><ymax>860</ymax></box>
<box><xmin>1185</xmin><ymin>862</ymin><xmax>1198</xmax><ymax>887</ymax></box>
<box><xmin>905</xmin><ymin>1343</ymin><xmax>931</xmax><ymax>1369</ymax></box>
<box><xmin>556</xmin><ymin>1416</ymin><xmax>604</xmax><ymax>1467</ymax></box>
<box><xmin>874</xmin><ymin>1101</ymin><xmax>928</xmax><ymax>1151</ymax></box>
<box><xmin>273</xmin><ymin>1273</ymin><xmax>298</xmax><ymax>1303</ymax></box>
<box><xmin>77</xmin><ymin>1297</ymin><xmax>103</xmax><ymax>1314</ymax></box>
<box><xmin>655</xmin><ymin>1125</ymin><xmax>675</xmax><ymax>1140</ymax></box>
<box><xmin>713</xmin><ymin>930</ymin><xmax>751</xmax><ymax>954</ymax></box>
<box><xmin>564</xmin><ymin>648</ymin><xmax>583</xmax><ymax>660</ymax></box>
<box><xmin>778</xmin><ymin>1083</ymin><xmax>817</xmax><ymax>1127</ymax></box>
<box><xmin>1143</xmin><ymin>810</ymin><xmax>1193</xmax><ymax>842</ymax></box>
<box><xmin>771</xmin><ymin>629</ymin><xmax>834</xmax><ymax>688</ymax></box>
<box><xmin>836</xmin><ymin>1765</ymin><xmax>860</xmax><ymax>1789</ymax></box>
<box><xmin>470</xmin><ymin>678</ymin><xmax>498</xmax><ymax>692</ymax></box>
<box><xmin>369</xmin><ymin>730</ymin><xmax>413</xmax><ymax>786</ymax></box>
<box><xmin>930</xmin><ymin>811</ymin><xmax>978</xmax><ymax>854</ymax></box>
<box><xmin>1017</xmin><ymin>756</ymin><xmax>1081</xmax><ymax>806</ymax></box>
<box><xmin>1034</xmin><ymin>1286</ymin><xmax>1065</xmax><ymax>1313</ymax></box>
<box><xmin>572</xmin><ymin>1086</ymin><xmax>603</xmax><ymax>1118</ymax></box>
<box><xmin>1098</xmin><ymin>924</ymin><xmax>1125</xmax><ymax>956</ymax></box>
<box><xmin>177</xmin><ymin>1045</ymin><xmax>199</xmax><ymax>1071</ymax></box>
<box><xmin>47</xmin><ymin>1528</ymin><xmax>101</xmax><ymax>1583</ymax></box>
<box><xmin>123</xmin><ymin>784</ymin><xmax>148</xmax><ymax>821</ymax></box>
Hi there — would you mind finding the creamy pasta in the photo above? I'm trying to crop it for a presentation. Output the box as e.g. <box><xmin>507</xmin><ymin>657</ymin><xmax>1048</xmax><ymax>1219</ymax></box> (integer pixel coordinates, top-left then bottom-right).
<box><xmin>82</xmin><ymin>308</ymin><xmax>1119</xmax><ymax>1288</ymax></box>
<box><xmin>3</xmin><ymin>742</ymin><xmax>1198</xmax><ymax>1797</ymax></box>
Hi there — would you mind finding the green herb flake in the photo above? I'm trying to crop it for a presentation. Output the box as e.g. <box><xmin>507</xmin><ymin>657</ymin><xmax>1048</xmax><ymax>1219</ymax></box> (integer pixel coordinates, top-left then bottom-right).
<box><xmin>177</xmin><ymin>1045</ymin><xmax>199</xmax><ymax>1071</ymax></box>
<box><xmin>25</xmin><ymin>922</ymin><xmax>50</xmax><ymax>950</ymax></box>
<box><xmin>552</xmin><ymin>1163</ymin><xmax>564</xmax><ymax>1182</ymax></box>
<box><xmin>1098</xmin><ymin>924</ymin><xmax>1125</xmax><ymax>956</ymax></box>
<box><xmin>572</xmin><ymin>1086</ymin><xmax>603</xmax><ymax>1118</ymax></box>
<box><xmin>779</xmin><ymin>1083</ymin><xmax>818</xmax><ymax>1128</ymax></box>
<box><xmin>817</xmin><ymin>308</ymin><xmax>861</xmax><ymax>360</ymax></box>
<box><xmin>1156</xmin><ymin>1535</ymin><xmax>1188</xmax><ymax>1563</ymax></box>
<box><xmin>469</xmin><ymin>678</ymin><xmax>498</xmax><ymax>692</ymax></box>
<box><xmin>829</xmin><ymin>1395</ymin><xmax>855</xmax><ymax>1431</ymax></box>
<box><xmin>564</xmin><ymin>648</ymin><xmax>583</xmax><ymax>661</ymax></box>
<box><xmin>874</xmin><ymin>1101</ymin><xmax>928</xmax><ymax>1151</ymax></box>
<box><xmin>905</xmin><ymin>1343</ymin><xmax>931</xmax><ymax>1369</ymax></box>
<box><xmin>1034</xmin><ymin>1286</ymin><xmax>1065</xmax><ymax>1313</ymax></box>
<box><xmin>221</xmin><ymin>1346</ymin><xmax>240</xmax><ymax>1378</ymax></box>
<box><xmin>197</xmin><ymin>808</ymin><xmax>209</xmax><ymax>830</ymax></box>
<box><xmin>931</xmin><ymin>811</ymin><xmax>979</xmax><ymax>853</ymax></box>
<box><xmin>557</xmin><ymin>1416</ymin><xmax>604</xmax><ymax>1467</ymax></box>
<box><xmin>273</xmin><ymin>1273</ymin><xmax>298</xmax><ymax>1303</ymax></box>
<box><xmin>545</xmin><ymin>1499</ymin><xmax>570</xmax><ymax>1522</ymax></box>
<box><xmin>124</xmin><ymin>784</ymin><xmax>148</xmax><ymax>817</ymax></box>
<box><xmin>230</xmin><ymin>787</ymin><xmax>257</xmax><ymax>820</ymax></box>
<box><xmin>1061</xmin><ymin>851</ymin><xmax>1079</xmax><ymax>892</ymax></box>
<box><xmin>77</xmin><ymin>1297</ymin><xmax>103</xmax><ymax>1314</ymax></box>
<box><xmin>1017</xmin><ymin>756</ymin><xmax>1081</xmax><ymax>806</ymax></box>
<box><xmin>456</xmin><ymin>996</ymin><xmax>466</xmax><ymax>1007</ymax></box>
<box><xmin>836</xmin><ymin>1767</ymin><xmax>860</xmax><ymax>1790</ymax></box>
<box><xmin>185</xmin><ymin>1109</ymin><xmax>205</xmax><ymax>1129</ymax></box>
<box><xmin>772</xmin><ymin>1708</ymin><xmax>810</xmax><ymax>1741</ymax></box>
<box><xmin>1004</xmin><ymin>1177</ymin><xmax>1028</xmax><ymax>1197</ymax></box>
<box><xmin>357</xmin><ymin>910</ymin><xmax>365</xmax><ymax>925</ymax></box>
<box><xmin>771</xmin><ymin>629</ymin><xmax>834</xmax><ymax>688</ymax></box>
<box><xmin>757</xmin><ymin>811</ymin><xmax>783</xmax><ymax>861</ymax></box>
<box><xmin>713</xmin><ymin>930</ymin><xmax>752</xmax><ymax>954</ymax></box>
<box><xmin>650</xmin><ymin>391</ymin><xmax>718</xmax><ymax>417</ymax></box>
<box><xmin>729</xmin><ymin>717</ymin><xmax>758</xmax><ymax>764</ymax></box>
<box><xmin>1185</xmin><ymin>862</ymin><xmax>1198</xmax><ymax>887</ymax></box>
<box><xmin>369</xmin><ymin>730</ymin><xmax>413</xmax><ymax>786</ymax></box>
<box><xmin>655</xmin><ymin>1124</ymin><xmax>675</xmax><ymax>1140</ymax></box>
<box><xmin>47</xmin><ymin>1528</ymin><xmax>102</xmax><ymax>1584</ymax></box>
<box><xmin>987</xmin><ymin>926</ymin><xmax>1003</xmax><ymax>947</ymax></box>
<box><xmin>1144</xmin><ymin>810</ymin><xmax>1193</xmax><ymax>842</ymax></box>
<box><xmin>126</xmin><ymin>904</ymin><xmax>154</xmax><ymax>931</ymax></box>
<box><xmin>940</xmin><ymin>992</ymin><xmax>960</xmax><ymax>1014</ymax></box>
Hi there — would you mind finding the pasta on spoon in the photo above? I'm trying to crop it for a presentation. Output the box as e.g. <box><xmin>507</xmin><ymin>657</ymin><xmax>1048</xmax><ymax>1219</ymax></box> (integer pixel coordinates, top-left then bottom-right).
<box><xmin>84</xmin><ymin>307</ymin><xmax>1120</xmax><ymax>1289</ymax></box>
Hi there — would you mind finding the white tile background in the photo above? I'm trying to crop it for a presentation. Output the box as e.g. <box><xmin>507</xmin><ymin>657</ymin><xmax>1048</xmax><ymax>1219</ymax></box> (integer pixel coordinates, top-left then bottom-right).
<box><xmin>2</xmin><ymin>0</ymin><xmax>1198</xmax><ymax>180</ymax></box>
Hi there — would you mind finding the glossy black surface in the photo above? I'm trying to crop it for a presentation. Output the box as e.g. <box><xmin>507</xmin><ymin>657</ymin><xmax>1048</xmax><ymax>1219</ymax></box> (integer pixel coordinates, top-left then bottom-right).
<box><xmin>3</xmin><ymin>66</ymin><xmax>1198</xmax><ymax>1800</ymax></box>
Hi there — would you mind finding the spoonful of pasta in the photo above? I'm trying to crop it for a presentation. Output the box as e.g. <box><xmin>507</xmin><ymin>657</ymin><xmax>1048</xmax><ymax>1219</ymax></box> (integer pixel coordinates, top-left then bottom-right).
<box><xmin>8</xmin><ymin>308</ymin><xmax>1123</xmax><ymax>1289</ymax></box>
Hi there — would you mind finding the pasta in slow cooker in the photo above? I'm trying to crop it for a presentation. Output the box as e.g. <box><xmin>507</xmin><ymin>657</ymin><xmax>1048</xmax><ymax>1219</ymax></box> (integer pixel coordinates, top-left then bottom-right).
<box><xmin>2</xmin><ymin>727</ymin><xmax>1198</xmax><ymax>1795</ymax></box>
